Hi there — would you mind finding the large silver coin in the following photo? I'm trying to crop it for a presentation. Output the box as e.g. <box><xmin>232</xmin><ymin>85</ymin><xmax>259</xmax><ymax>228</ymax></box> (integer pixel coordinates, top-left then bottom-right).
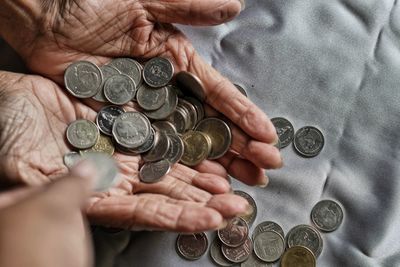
<box><xmin>271</xmin><ymin>117</ymin><xmax>294</xmax><ymax>149</ymax></box>
<box><xmin>195</xmin><ymin>117</ymin><xmax>232</xmax><ymax>159</ymax></box>
<box><xmin>286</xmin><ymin>225</ymin><xmax>323</xmax><ymax>258</ymax></box>
<box><xmin>218</xmin><ymin>217</ymin><xmax>249</xmax><ymax>248</ymax></box>
<box><xmin>233</xmin><ymin>190</ymin><xmax>257</xmax><ymax>226</ymax></box>
<box><xmin>93</xmin><ymin>65</ymin><xmax>121</xmax><ymax>102</ymax></box>
<box><xmin>184</xmin><ymin>96</ymin><xmax>205</xmax><ymax>122</ymax></box>
<box><xmin>253</xmin><ymin>231</ymin><xmax>285</xmax><ymax>262</ymax></box>
<box><xmin>136</xmin><ymin>83</ymin><xmax>167</xmax><ymax>110</ymax></box>
<box><xmin>176</xmin><ymin>71</ymin><xmax>206</xmax><ymax>101</ymax></box>
<box><xmin>63</xmin><ymin>152</ymin><xmax>82</xmax><ymax>169</ymax></box>
<box><xmin>178</xmin><ymin>99</ymin><xmax>198</xmax><ymax>130</ymax></box>
<box><xmin>311</xmin><ymin>200</ymin><xmax>344</xmax><ymax>232</ymax></box>
<box><xmin>96</xmin><ymin>105</ymin><xmax>125</xmax><ymax>136</ymax></box>
<box><xmin>210</xmin><ymin>239</ymin><xmax>234</xmax><ymax>267</ymax></box>
<box><xmin>234</xmin><ymin>83</ymin><xmax>248</xmax><ymax>97</ymax></box>
<box><xmin>241</xmin><ymin>251</ymin><xmax>272</xmax><ymax>267</ymax></box>
<box><xmin>293</xmin><ymin>126</ymin><xmax>324</xmax><ymax>157</ymax></box>
<box><xmin>104</xmin><ymin>74</ymin><xmax>136</xmax><ymax>105</ymax></box>
<box><xmin>64</xmin><ymin>61</ymin><xmax>103</xmax><ymax>98</ymax></box>
<box><xmin>165</xmin><ymin>134</ymin><xmax>184</xmax><ymax>164</ymax></box>
<box><xmin>112</xmin><ymin>112</ymin><xmax>151</xmax><ymax>149</ymax></box>
<box><xmin>167</xmin><ymin>107</ymin><xmax>189</xmax><ymax>134</ymax></box>
<box><xmin>221</xmin><ymin>237</ymin><xmax>252</xmax><ymax>263</ymax></box>
<box><xmin>152</xmin><ymin>121</ymin><xmax>177</xmax><ymax>135</ymax></box>
<box><xmin>139</xmin><ymin>159</ymin><xmax>171</xmax><ymax>183</ymax></box>
<box><xmin>143</xmin><ymin>57</ymin><xmax>174</xmax><ymax>88</ymax></box>
<box><xmin>252</xmin><ymin>221</ymin><xmax>285</xmax><ymax>241</ymax></box>
<box><xmin>131</xmin><ymin>127</ymin><xmax>156</xmax><ymax>154</ymax></box>
<box><xmin>66</xmin><ymin>119</ymin><xmax>99</xmax><ymax>149</ymax></box>
<box><xmin>176</xmin><ymin>233</ymin><xmax>208</xmax><ymax>261</ymax></box>
<box><xmin>142</xmin><ymin>131</ymin><xmax>171</xmax><ymax>162</ymax></box>
<box><xmin>107</xmin><ymin>58</ymin><xmax>142</xmax><ymax>88</ymax></box>
<box><xmin>144</xmin><ymin>87</ymin><xmax>178</xmax><ymax>120</ymax></box>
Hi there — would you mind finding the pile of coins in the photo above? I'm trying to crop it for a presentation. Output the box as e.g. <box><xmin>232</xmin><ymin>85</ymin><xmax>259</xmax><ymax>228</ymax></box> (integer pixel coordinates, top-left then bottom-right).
<box><xmin>62</xmin><ymin>57</ymin><xmax>233</xmax><ymax>184</ymax></box>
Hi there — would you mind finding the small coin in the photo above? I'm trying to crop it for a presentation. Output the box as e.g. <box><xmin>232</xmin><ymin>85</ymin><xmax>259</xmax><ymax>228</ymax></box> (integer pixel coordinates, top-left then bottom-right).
<box><xmin>195</xmin><ymin>118</ymin><xmax>232</xmax><ymax>159</ymax></box>
<box><xmin>63</xmin><ymin>152</ymin><xmax>82</xmax><ymax>169</ymax></box>
<box><xmin>252</xmin><ymin>221</ymin><xmax>285</xmax><ymax>241</ymax></box>
<box><xmin>139</xmin><ymin>159</ymin><xmax>171</xmax><ymax>183</ymax></box>
<box><xmin>152</xmin><ymin>121</ymin><xmax>177</xmax><ymax>135</ymax></box>
<box><xmin>107</xmin><ymin>58</ymin><xmax>142</xmax><ymax>88</ymax></box>
<box><xmin>271</xmin><ymin>117</ymin><xmax>294</xmax><ymax>148</ymax></box>
<box><xmin>96</xmin><ymin>105</ymin><xmax>125</xmax><ymax>136</ymax></box>
<box><xmin>144</xmin><ymin>87</ymin><xmax>178</xmax><ymax>120</ymax></box>
<box><xmin>142</xmin><ymin>131</ymin><xmax>171</xmax><ymax>162</ymax></box>
<box><xmin>221</xmin><ymin>237</ymin><xmax>252</xmax><ymax>263</ymax></box>
<box><xmin>64</xmin><ymin>61</ymin><xmax>103</xmax><ymax>98</ymax></box>
<box><xmin>218</xmin><ymin>217</ymin><xmax>249</xmax><ymax>248</ymax></box>
<box><xmin>66</xmin><ymin>119</ymin><xmax>99</xmax><ymax>149</ymax></box>
<box><xmin>104</xmin><ymin>74</ymin><xmax>136</xmax><ymax>105</ymax></box>
<box><xmin>286</xmin><ymin>225</ymin><xmax>323</xmax><ymax>258</ymax></box>
<box><xmin>241</xmin><ymin>251</ymin><xmax>273</xmax><ymax>267</ymax></box>
<box><xmin>143</xmin><ymin>57</ymin><xmax>174</xmax><ymax>88</ymax></box>
<box><xmin>234</xmin><ymin>83</ymin><xmax>248</xmax><ymax>97</ymax></box>
<box><xmin>253</xmin><ymin>231</ymin><xmax>285</xmax><ymax>262</ymax></box>
<box><xmin>233</xmin><ymin>190</ymin><xmax>257</xmax><ymax>226</ymax></box>
<box><xmin>178</xmin><ymin>98</ymin><xmax>198</xmax><ymax>130</ymax></box>
<box><xmin>167</xmin><ymin>107</ymin><xmax>190</xmax><ymax>134</ymax></box>
<box><xmin>280</xmin><ymin>246</ymin><xmax>316</xmax><ymax>267</ymax></box>
<box><xmin>184</xmin><ymin>96</ymin><xmax>205</xmax><ymax>122</ymax></box>
<box><xmin>180</xmin><ymin>131</ymin><xmax>212</xmax><ymax>166</ymax></box>
<box><xmin>293</xmin><ymin>126</ymin><xmax>324</xmax><ymax>157</ymax></box>
<box><xmin>176</xmin><ymin>71</ymin><xmax>206</xmax><ymax>101</ymax></box>
<box><xmin>311</xmin><ymin>200</ymin><xmax>343</xmax><ymax>232</ymax></box>
<box><xmin>176</xmin><ymin>233</ymin><xmax>208</xmax><ymax>261</ymax></box>
<box><xmin>112</xmin><ymin>112</ymin><xmax>151</xmax><ymax>149</ymax></box>
<box><xmin>164</xmin><ymin>134</ymin><xmax>184</xmax><ymax>164</ymax></box>
<box><xmin>93</xmin><ymin>65</ymin><xmax>121</xmax><ymax>102</ymax></box>
<box><xmin>80</xmin><ymin>134</ymin><xmax>115</xmax><ymax>155</ymax></box>
<box><xmin>210</xmin><ymin>238</ymin><xmax>234</xmax><ymax>267</ymax></box>
<box><xmin>136</xmin><ymin>83</ymin><xmax>167</xmax><ymax>110</ymax></box>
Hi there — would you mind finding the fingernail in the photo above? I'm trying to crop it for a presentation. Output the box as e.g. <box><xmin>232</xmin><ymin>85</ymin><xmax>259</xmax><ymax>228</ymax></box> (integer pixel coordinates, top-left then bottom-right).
<box><xmin>257</xmin><ymin>175</ymin><xmax>269</xmax><ymax>188</ymax></box>
<box><xmin>238</xmin><ymin>0</ymin><xmax>245</xmax><ymax>11</ymax></box>
<box><xmin>217</xmin><ymin>220</ymin><xmax>229</xmax><ymax>230</ymax></box>
<box><xmin>71</xmin><ymin>159</ymin><xmax>98</xmax><ymax>188</ymax></box>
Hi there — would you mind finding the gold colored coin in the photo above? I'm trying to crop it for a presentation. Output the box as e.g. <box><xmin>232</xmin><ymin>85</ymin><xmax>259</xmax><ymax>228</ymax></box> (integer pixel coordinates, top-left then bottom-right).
<box><xmin>280</xmin><ymin>246</ymin><xmax>316</xmax><ymax>267</ymax></box>
<box><xmin>80</xmin><ymin>134</ymin><xmax>115</xmax><ymax>156</ymax></box>
<box><xmin>180</xmin><ymin>131</ymin><xmax>211</xmax><ymax>166</ymax></box>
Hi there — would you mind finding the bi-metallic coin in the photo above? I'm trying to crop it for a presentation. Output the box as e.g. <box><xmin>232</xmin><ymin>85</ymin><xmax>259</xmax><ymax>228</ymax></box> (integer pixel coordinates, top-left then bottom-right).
<box><xmin>80</xmin><ymin>134</ymin><xmax>115</xmax><ymax>155</ymax></box>
<box><xmin>280</xmin><ymin>246</ymin><xmax>316</xmax><ymax>267</ymax></box>
<box><xmin>180</xmin><ymin>131</ymin><xmax>212</xmax><ymax>166</ymax></box>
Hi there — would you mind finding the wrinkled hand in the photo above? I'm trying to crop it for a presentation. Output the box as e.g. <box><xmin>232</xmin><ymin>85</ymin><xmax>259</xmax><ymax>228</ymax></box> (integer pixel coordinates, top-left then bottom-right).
<box><xmin>0</xmin><ymin>71</ymin><xmax>251</xmax><ymax>231</ymax></box>
<box><xmin>0</xmin><ymin>0</ymin><xmax>282</xmax><ymax>184</ymax></box>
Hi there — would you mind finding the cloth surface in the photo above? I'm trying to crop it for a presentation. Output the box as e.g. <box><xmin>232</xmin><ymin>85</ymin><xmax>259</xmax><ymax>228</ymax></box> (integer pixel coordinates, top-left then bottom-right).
<box><xmin>1</xmin><ymin>0</ymin><xmax>400</xmax><ymax>266</ymax></box>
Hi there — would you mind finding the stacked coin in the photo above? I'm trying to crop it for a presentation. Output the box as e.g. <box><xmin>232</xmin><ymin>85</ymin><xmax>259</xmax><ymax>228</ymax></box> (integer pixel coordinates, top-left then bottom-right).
<box><xmin>63</xmin><ymin>57</ymin><xmax>232</xmax><ymax>186</ymax></box>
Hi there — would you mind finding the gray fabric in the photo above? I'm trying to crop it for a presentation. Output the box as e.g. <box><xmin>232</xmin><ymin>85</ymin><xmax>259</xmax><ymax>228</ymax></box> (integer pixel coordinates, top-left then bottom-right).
<box><xmin>1</xmin><ymin>0</ymin><xmax>400</xmax><ymax>266</ymax></box>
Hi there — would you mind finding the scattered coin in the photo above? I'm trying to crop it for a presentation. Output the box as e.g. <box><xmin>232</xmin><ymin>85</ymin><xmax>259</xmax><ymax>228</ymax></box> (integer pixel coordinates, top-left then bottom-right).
<box><xmin>180</xmin><ymin>131</ymin><xmax>212</xmax><ymax>166</ymax></box>
<box><xmin>218</xmin><ymin>217</ymin><xmax>249</xmax><ymax>248</ymax></box>
<box><xmin>96</xmin><ymin>105</ymin><xmax>125</xmax><ymax>136</ymax></box>
<box><xmin>66</xmin><ymin>119</ymin><xmax>99</xmax><ymax>149</ymax></box>
<box><xmin>108</xmin><ymin>58</ymin><xmax>142</xmax><ymax>88</ymax></box>
<box><xmin>293</xmin><ymin>126</ymin><xmax>324</xmax><ymax>157</ymax></box>
<box><xmin>241</xmin><ymin>251</ymin><xmax>273</xmax><ymax>267</ymax></box>
<box><xmin>93</xmin><ymin>65</ymin><xmax>121</xmax><ymax>102</ymax></box>
<box><xmin>234</xmin><ymin>83</ymin><xmax>248</xmax><ymax>97</ymax></box>
<box><xmin>311</xmin><ymin>200</ymin><xmax>344</xmax><ymax>232</ymax></box>
<box><xmin>112</xmin><ymin>112</ymin><xmax>151</xmax><ymax>149</ymax></box>
<box><xmin>136</xmin><ymin>84</ymin><xmax>168</xmax><ymax>110</ymax></box>
<box><xmin>221</xmin><ymin>237</ymin><xmax>252</xmax><ymax>263</ymax></box>
<box><xmin>176</xmin><ymin>71</ymin><xmax>206</xmax><ymax>101</ymax></box>
<box><xmin>63</xmin><ymin>151</ymin><xmax>82</xmax><ymax>169</ymax></box>
<box><xmin>139</xmin><ymin>159</ymin><xmax>171</xmax><ymax>183</ymax></box>
<box><xmin>253</xmin><ymin>230</ymin><xmax>285</xmax><ymax>262</ymax></box>
<box><xmin>144</xmin><ymin>87</ymin><xmax>178</xmax><ymax>120</ymax></box>
<box><xmin>176</xmin><ymin>233</ymin><xmax>208</xmax><ymax>261</ymax></box>
<box><xmin>80</xmin><ymin>134</ymin><xmax>115</xmax><ymax>155</ymax></box>
<box><xmin>234</xmin><ymin>190</ymin><xmax>257</xmax><ymax>226</ymax></box>
<box><xmin>64</xmin><ymin>61</ymin><xmax>103</xmax><ymax>98</ymax></box>
<box><xmin>280</xmin><ymin>246</ymin><xmax>316</xmax><ymax>267</ymax></box>
<box><xmin>210</xmin><ymin>238</ymin><xmax>234</xmax><ymax>267</ymax></box>
<box><xmin>103</xmin><ymin>74</ymin><xmax>136</xmax><ymax>105</ymax></box>
<box><xmin>252</xmin><ymin>221</ymin><xmax>285</xmax><ymax>241</ymax></box>
<box><xmin>271</xmin><ymin>117</ymin><xmax>294</xmax><ymax>148</ymax></box>
<box><xmin>142</xmin><ymin>131</ymin><xmax>171</xmax><ymax>162</ymax></box>
<box><xmin>143</xmin><ymin>57</ymin><xmax>174</xmax><ymax>88</ymax></box>
<box><xmin>286</xmin><ymin>224</ymin><xmax>323</xmax><ymax>258</ymax></box>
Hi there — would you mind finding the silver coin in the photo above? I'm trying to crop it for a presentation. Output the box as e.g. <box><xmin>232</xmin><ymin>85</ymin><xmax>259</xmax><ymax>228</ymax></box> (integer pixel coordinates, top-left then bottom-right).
<box><xmin>107</xmin><ymin>58</ymin><xmax>142</xmax><ymax>89</ymax></box>
<box><xmin>184</xmin><ymin>96</ymin><xmax>205</xmax><ymax>122</ymax></box>
<box><xmin>178</xmin><ymin>98</ymin><xmax>198</xmax><ymax>130</ymax></box>
<box><xmin>131</xmin><ymin>127</ymin><xmax>156</xmax><ymax>154</ymax></box>
<box><xmin>139</xmin><ymin>159</ymin><xmax>171</xmax><ymax>183</ymax></box>
<box><xmin>93</xmin><ymin>65</ymin><xmax>121</xmax><ymax>102</ymax></box>
<box><xmin>96</xmin><ymin>105</ymin><xmax>125</xmax><ymax>136</ymax></box>
<box><xmin>271</xmin><ymin>117</ymin><xmax>294</xmax><ymax>149</ymax></box>
<box><xmin>143</xmin><ymin>57</ymin><xmax>174</xmax><ymax>88</ymax></box>
<box><xmin>252</xmin><ymin>221</ymin><xmax>285</xmax><ymax>241</ymax></box>
<box><xmin>286</xmin><ymin>224</ymin><xmax>323</xmax><ymax>258</ymax></box>
<box><xmin>104</xmin><ymin>74</ymin><xmax>136</xmax><ymax>105</ymax></box>
<box><xmin>234</xmin><ymin>83</ymin><xmax>248</xmax><ymax>97</ymax></box>
<box><xmin>176</xmin><ymin>71</ymin><xmax>206</xmax><ymax>101</ymax></box>
<box><xmin>221</xmin><ymin>237</ymin><xmax>252</xmax><ymax>263</ymax></box>
<box><xmin>210</xmin><ymin>238</ymin><xmax>234</xmax><ymax>267</ymax></box>
<box><xmin>241</xmin><ymin>251</ymin><xmax>273</xmax><ymax>267</ymax></box>
<box><xmin>176</xmin><ymin>233</ymin><xmax>208</xmax><ymax>261</ymax></box>
<box><xmin>79</xmin><ymin>152</ymin><xmax>119</xmax><ymax>191</ymax></box>
<box><xmin>167</xmin><ymin>107</ymin><xmax>190</xmax><ymax>134</ymax></box>
<box><xmin>64</xmin><ymin>61</ymin><xmax>103</xmax><ymax>98</ymax></box>
<box><xmin>167</xmin><ymin>84</ymin><xmax>184</xmax><ymax>98</ymax></box>
<box><xmin>165</xmin><ymin>134</ymin><xmax>184</xmax><ymax>164</ymax></box>
<box><xmin>253</xmin><ymin>231</ymin><xmax>285</xmax><ymax>262</ymax></box>
<box><xmin>293</xmin><ymin>126</ymin><xmax>324</xmax><ymax>157</ymax></box>
<box><xmin>195</xmin><ymin>117</ymin><xmax>232</xmax><ymax>159</ymax></box>
<box><xmin>142</xmin><ymin>131</ymin><xmax>171</xmax><ymax>162</ymax></box>
<box><xmin>112</xmin><ymin>112</ymin><xmax>151</xmax><ymax>149</ymax></box>
<box><xmin>63</xmin><ymin>152</ymin><xmax>82</xmax><ymax>169</ymax></box>
<box><xmin>144</xmin><ymin>87</ymin><xmax>178</xmax><ymax>120</ymax></box>
<box><xmin>311</xmin><ymin>200</ymin><xmax>343</xmax><ymax>232</ymax></box>
<box><xmin>136</xmin><ymin>83</ymin><xmax>167</xmax><ymax>110</ymax></box>
<box><xmin>152</xmin><ymin>121</ymin><xmax>177</xmax><ymax>135</ymax></box>
<box><xmin>233</xmin><ymin>190</ymin><xmax>257</xmax><ymax>226</ymax></box>
<box><xmin>66</xmin><ymin>119</ymin><xmax>99</xmax><ymax>149</ymax></box>
<box><xmin>218</xmin><ymin>217</ymin><xmax>249</xmax><ymax>248</ymax></box>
